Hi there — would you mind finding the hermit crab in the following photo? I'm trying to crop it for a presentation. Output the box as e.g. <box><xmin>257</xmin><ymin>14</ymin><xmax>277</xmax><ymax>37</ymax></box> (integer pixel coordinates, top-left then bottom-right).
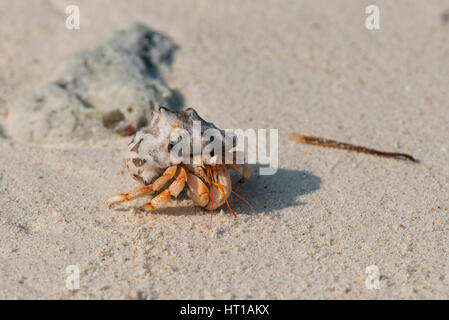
<box><xmin>107</xmin><ymin>107</ymin><xmax>253</xmax><ymax>215</ymax></box>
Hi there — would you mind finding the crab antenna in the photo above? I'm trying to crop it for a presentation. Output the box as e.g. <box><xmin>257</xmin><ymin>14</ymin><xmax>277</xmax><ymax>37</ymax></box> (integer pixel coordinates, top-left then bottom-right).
<box><xmin>209</xmin><ymin>180</ymin><xmax>256</xmax><ymax>215</ymax></box>
<box><xmin>204</xmin><ymin>165</ymin><xmax>255</xmax><ymax>217</ymax></box>
<box><xmin>224</xmin><ymin>196</ymin><xmax>237</xmax><ymax>218</ymax></box>
<box><xmin>205</xmin><ymin>166</ymin><xmax>215</xmax><ymax>224</ymax></box>
<box><xmin>213</xmin><ymin>166</ymin><xmax>237</xmax><ymax>218</ymax></box>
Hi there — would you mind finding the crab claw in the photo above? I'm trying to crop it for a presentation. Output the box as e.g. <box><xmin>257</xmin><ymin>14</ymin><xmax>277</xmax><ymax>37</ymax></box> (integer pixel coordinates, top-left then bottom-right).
<box><xmin>205</xmin><ymin>165</ymin><xmax>231</xmax><ymax>210</ymax></box>
<box><xmin>186</xmin><ymin>173</ymin><xmax>210</xmax><ymax>207</ymax></box>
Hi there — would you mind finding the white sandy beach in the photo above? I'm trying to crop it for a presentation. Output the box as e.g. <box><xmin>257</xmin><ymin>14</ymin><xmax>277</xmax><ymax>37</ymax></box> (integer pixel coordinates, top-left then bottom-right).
<box><xmin>0</xmin><ymin>0</ymin><xmax>448</xmax><ymax>299</ymax></box>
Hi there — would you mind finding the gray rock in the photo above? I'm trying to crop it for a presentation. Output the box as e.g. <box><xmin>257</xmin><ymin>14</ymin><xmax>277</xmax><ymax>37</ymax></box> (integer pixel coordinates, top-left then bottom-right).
<box><xmin>6</xmin><ymin>22</ymin><xmax>183</xmax><ymax>145</ymax></box>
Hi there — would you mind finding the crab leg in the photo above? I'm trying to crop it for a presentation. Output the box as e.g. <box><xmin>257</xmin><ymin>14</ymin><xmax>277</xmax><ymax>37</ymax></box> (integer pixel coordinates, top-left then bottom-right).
<box><xmin>168</xmin><ymin>167</ymin><xmax>187</xmax><ymax>197</ymax></box>
<box><xmin>144</xmin><ymin>190</ymin><xmax>171</xmax><ymax>211</ymax></box>
<box><xmin>205</xmin><ymin>165</ymin><xmax>232</xmax><ymax>210</ymax></box>
<box><xmin>145</xmin><ymin>167</ymin><xmax>187</xmax><ymax>211</ymax></box>
<box><xmin>107</xmin><ymin>165</ymin><xmax>178</xmax><ymax>207</ymax></box>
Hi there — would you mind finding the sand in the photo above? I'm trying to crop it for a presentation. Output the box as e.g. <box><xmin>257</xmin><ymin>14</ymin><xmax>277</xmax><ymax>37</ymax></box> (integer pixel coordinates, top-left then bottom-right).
<box><xmin>0</xmin><ymin>0</ymin><xmax>448</xmax><ymax>299</ymax></box>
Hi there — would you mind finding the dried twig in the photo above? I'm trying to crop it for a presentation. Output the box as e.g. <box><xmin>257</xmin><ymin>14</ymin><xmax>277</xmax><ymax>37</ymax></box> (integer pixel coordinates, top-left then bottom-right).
<box><xmin>289</xmin><ymin>133</ymin><xmax>417</xmax><ymax>162</ymax></box>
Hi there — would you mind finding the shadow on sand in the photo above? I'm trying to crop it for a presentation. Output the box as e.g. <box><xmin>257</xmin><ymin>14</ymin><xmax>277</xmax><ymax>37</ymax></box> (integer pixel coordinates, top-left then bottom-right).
<box><xmin>226</xmin><ymin>164</ymin><xmax>322</xmax><ymax>215</ymax></box>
